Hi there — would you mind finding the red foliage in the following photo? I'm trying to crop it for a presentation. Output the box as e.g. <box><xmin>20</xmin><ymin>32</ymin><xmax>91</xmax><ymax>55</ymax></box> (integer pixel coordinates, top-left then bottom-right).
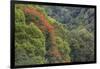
<box><xmin>23</xmin><ymin>7</ymin><xmax>54</xmax><ymax>32</ymax></box>
<box><xmin>23</xmin><ymin>7</ymin><xmax>68</xmax><ymax>62</ymax></box>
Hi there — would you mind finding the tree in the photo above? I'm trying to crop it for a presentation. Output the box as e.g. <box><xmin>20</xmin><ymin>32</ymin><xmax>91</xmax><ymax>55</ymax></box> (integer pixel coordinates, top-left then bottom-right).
<box><xmin>68</xmin><ymin>25</ymin><xmax>94</xmax><ymax>62</ymax></box>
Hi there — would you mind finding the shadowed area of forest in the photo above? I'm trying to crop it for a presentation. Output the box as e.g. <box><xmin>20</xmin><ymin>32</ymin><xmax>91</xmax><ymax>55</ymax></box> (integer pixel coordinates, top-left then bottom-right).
<box><xmin>15</xmin><ymin>4</ymin><xmax>95</xmax><ymax>66</ymax></box>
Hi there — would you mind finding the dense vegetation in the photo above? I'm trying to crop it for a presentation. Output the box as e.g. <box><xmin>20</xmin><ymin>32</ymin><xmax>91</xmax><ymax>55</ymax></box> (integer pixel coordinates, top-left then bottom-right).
<box><xmin>15</xmin><ymin>4</ymin><xmax>95</xmax><ymax>66</ymax></box>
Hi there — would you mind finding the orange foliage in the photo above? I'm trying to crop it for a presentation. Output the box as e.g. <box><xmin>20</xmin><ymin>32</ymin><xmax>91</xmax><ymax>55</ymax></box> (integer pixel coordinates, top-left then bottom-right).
<box><xmin>23</xmin><ymin>6</ymin><xmax>68</xmax><ymax>62</ymax></box>
<box><xmin>23</xmin><ymin>7</ymin><xmax>54</xmax><ymax>32</ymax></box>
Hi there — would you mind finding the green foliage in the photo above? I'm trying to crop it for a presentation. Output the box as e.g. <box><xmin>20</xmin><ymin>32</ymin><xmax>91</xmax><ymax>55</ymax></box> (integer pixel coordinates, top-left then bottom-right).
<box><xmin>56</xmin><ymin>36</ymin><xmax>71</xmax><ymax>62</ymax></box>
<box><xmin>15</xmin><ymin>23</ymin><xmax>45</xmax><ymax>65</ymax></box>
<box><xmin>44</xmin><ymin>6</ymin><xmax>95</xmax><ymax>32</ymax></box>
<box><xmin>15</xmin><ymin>4</ymin><xmax>95</xmax><ymax>65</ymax></box>
<box><xmin>68</xmin><ymin>26</ymin><xmax>94</xmax><ymax>62</ymax></box>
<box><xmin>15</xmin><ymin>4</ymin><xmax>47</xmax><ymax>66</ymax></box>
<box><xmin>47</xmin><ymin>16</ymin><xmax>59</xmax><ymax>24</ymax></box>
<box><xmin>15</xmin><ymin>21</ymin><xmax>46</xmax><ymax>65</ymax></box>
<box><xmin>15</xmin><ymin>8</ymin><xmax>25</xmax><ymax>23</ymax></box>
<box><xmin>35</xmin><ymin>5</ymin><xmax>47</xmax><ymax>16</ymax></box>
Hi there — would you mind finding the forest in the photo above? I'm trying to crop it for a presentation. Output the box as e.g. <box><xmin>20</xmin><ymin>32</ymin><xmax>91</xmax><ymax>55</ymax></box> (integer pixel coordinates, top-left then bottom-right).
<box><xmin>15</xmin><ymin>4</ymin><xmax>95</xmax><ymax>66</ymax></box>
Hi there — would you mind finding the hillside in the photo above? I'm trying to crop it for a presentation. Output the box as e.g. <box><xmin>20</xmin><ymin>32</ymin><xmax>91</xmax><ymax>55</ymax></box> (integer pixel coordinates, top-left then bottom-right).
<box><xmin>43</xmin><ymin>5</ymin><xmax>95</xmax><ymax>32</ymax></box>
<box><xmin>15</xmin><ymin>4</ymin><xmax>95</xmax><ymax>66</ymax></box>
